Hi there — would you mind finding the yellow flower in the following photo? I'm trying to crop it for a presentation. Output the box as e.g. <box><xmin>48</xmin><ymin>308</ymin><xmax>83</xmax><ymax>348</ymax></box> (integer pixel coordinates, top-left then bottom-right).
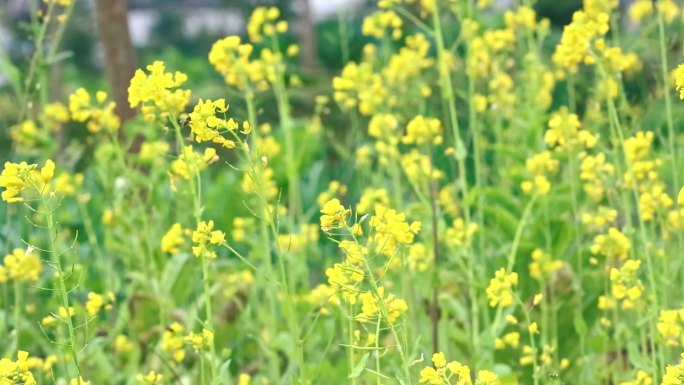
<box><xmin>486</xmin><ymin>268</ymin><xmax>518</xmax><ymax>307</ymax></box>
<box><xmin>115</xmin><ymin>335</ymin><xmax>135</xmax><ymax>354</ymax></box>
<box><xmin>545</xmin><ymin>107</ymin><xmax>597</xmax><ymax>150</ymax></box>
<box><xmin>188</xmin><ymin>99</ymin><xmax>239</xmax><ymax>148</ymax></box>
<box><xmin>192</xmin><ymin>220</ymin><xmax>225</xmax><ymax>260</ymax></box>
<box><xmin>161</xmin><ymin>223</ymin><xmax>186</xmax><ymax>254</ymax></box>
<box><xmin>0</xmin><ymin>159</ymin><xmax>56</xmax><ymax>203</ymax></box>
<box><xmin>362</xmin><ymin>11</ymin><xmax>403</xmax><ymax>40</ymax></box>
<box><xmin>320</xmin><ymin>198</ymin><xmax>350</xmax><ymax>232</ymax></box>
<box><xmin>128</xmin><ymin>61</ymin><xmax>190</xmax><ymax>121</ymax></box>
<box><xmin>185</xmin><ymin>328</ymin><xmax>214</xmax><ymax>352</ymax></box>
<box><xmin>69</xmin><ymin>88</ymin><xmax>120</xmax><ymax>133</ymax></box>
<box><xmin>170</xmin><ymin>145</ymin><xmax>218</xmax><ymax>180</ymax></box>
<box><xmin>161</xmin><ymin>323</ymin><xmax>186</xmax><ymax>362</ymax></box>
<box><xmin>2</xmin><ymin>248</ymin><xmax>42</xmax><ymax>283</ymax></box>
<box><xmin>137</xmin><ymin>370</ymin><xmax>163</xmax><ymax>384</ymax></box>
<box><xmin>368</xmin><ymin>204</ymin><xmax>421</xmax><ymax>256</ymax></box>
<box><xmin>85</xmin><ymin>291</ymin><xmax>115</xmax><ymax>317</ymax></box>
<box><xmin>590</xmin><ymin>227</ymin><xmax>631</xmax><ymax>262</ymax></box>
<box><xmin>676</xmin><ymin>64</ymin><xmax>684</xmax><ymax>100</ymax></box>
<box><xmin>402</xmin><ymin>115</ymin><xmax>443</xmax><ymax>146</ymax></box>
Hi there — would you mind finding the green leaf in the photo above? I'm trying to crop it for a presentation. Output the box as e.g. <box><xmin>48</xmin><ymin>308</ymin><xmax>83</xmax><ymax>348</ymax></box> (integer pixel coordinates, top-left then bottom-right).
<box><xmin>349</xmin><ymin>352</ymin><xmax>370</xmax><ymax>379</ymax></box>
<box><xmin>573</xmin><ymin>312</ymin><xmax>588</xmax><ymax>336</ymax></box>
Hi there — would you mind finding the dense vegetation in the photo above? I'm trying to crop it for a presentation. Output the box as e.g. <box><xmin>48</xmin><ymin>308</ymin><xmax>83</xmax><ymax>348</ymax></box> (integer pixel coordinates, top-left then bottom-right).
<box><xmin>2</xmin><ymin>0</ymin><xmax>684</xmax><ymax>384</ymax></box>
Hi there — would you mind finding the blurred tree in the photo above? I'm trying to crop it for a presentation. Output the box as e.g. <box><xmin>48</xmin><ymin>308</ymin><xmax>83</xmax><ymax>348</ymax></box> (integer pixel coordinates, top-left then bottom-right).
<box><xmin>94</xmin><ymin>0</ymin><xmax>137</xmax><ymax>126</ymax></box>
<box><xmin>299</xmin><ymin>0</ymin><xmax>319</xmax><ymax>70</ymax></box>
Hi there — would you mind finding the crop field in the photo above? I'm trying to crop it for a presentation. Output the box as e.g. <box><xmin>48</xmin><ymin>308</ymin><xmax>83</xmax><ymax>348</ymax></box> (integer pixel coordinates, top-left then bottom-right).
<box><xmin>1</xmin><ymin>0</ymin><xmax>684</xmax><ymax>384</ymax></box>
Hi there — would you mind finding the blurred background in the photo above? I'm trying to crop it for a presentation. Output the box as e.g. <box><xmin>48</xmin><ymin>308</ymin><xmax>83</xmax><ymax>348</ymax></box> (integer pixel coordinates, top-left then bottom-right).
<box><xmin>0</xmin><ymin>0</ymin><xmax>640</xmax><ymax>157</ymax></box>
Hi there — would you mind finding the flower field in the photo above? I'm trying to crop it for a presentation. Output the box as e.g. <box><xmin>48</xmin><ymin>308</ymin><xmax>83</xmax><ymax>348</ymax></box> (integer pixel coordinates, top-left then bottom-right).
<box><xmin>2</xmin><ymin>0</ymin><xmax>684</xmax><ymax>384</ymax></box>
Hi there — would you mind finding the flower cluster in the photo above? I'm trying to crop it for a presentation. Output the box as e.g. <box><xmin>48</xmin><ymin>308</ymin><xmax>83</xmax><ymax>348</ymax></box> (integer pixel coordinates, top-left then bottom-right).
<box><xmin>486</xmin><ymin>268</ymin><xmax>518</xmax><ymax>308</ymax></box>
<box><xmin>191</xmin><ymin>220</ymin><xmax>226</xmax><ymax>260</ymax></box>
<box><xmin>187</xmin><ymin>99</ymin><xmax>240</xmax><ymax>148</ymax></box>
<box><xmin>0</xmin><ymin>351</ymin><xmax>37</xmax><ymax>385</ymax></box>
<box><xmin>69</xmin><ymin>88</ymin><xmax>120</xmax><ymax>133</ymax></box>
<box><xmin>0</xmin><ymin>159</ymin><xmax>55</xmax><ymax>203</ymax></box>
<box><xmin>418</xmin><ymin>352</ymin><xmax>499</xmax><ymax>385</ymax></box>
<box><xmin>0</xmin><ymin>248</ymin><xmax>42</xmax><ymax>283</ymax></box>
<box><xmin>128</xmin><ymin>61</ymin><xmax>191</xmax><ymax>122</ymax></box>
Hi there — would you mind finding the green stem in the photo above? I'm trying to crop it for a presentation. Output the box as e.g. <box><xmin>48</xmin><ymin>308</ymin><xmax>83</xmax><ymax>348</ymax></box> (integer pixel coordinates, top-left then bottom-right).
<box><xmin>656</xmin><ymin>11</ymin><xmax>679</xmax><ymax>191</ymax></box>
<box><xmin>45</xmin><ymin>199</ymin><xmax>83</xmax><ymax>384</ymax></box>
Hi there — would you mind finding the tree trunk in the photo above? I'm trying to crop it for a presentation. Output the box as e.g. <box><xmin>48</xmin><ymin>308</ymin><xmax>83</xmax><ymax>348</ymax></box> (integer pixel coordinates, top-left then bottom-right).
<box><xmin>94</xmin><ymin>0</ymin><xmax>137</xmax><ymax>127</ymax></box>
<box><xmin>299</xmin><ymin>0</ymin><xmax>318</xmax><ymax>71</ymax></box>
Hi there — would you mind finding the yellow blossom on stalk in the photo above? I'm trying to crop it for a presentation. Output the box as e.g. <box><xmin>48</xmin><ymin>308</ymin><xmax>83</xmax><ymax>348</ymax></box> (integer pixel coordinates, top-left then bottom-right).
<box><xmin>552</xmin><ymin>11</ymin><xmax>610</xmax><ymax>72</ymax></box>
<box><xmin>170</xmin><ymin>145</ymin><xmax>218</xmax><ymax>180</ymax></box>
<box><xmin>529</xmin><ymin>248</ymin><xmax>563</xmax><ymax>280</ymax></box>
<box><xmin>402</xmin><ymin>115</ymin><xmax>443</xmax><ymax>146</ymax></box>
<box><xmin>583</xmin><ymin>207</ymin><xmax>618</xmax><ymax>228</ymax></box>
<box><xmin>240</xmin><ymin>167</ymin><xmax>278</xmax><ymax>202</ymax></box>
<box><xmin>128</xmin><ymin>61</ymin><xmax>190</xmax><ymax>122</ymax></box>
<box><xmin>69</xmin><ymin>88</ymin><xmax>120</xmax><ymax>133</ymax></box>
<box><xmin>51</xmin><ymin>172</ymin><xmax>84</xmax><ymax>197</ymax></box>
<box><xmin>0</xmin><ymin>351</ymin><xmax>38</xmax><ymax>385</ymax></box>
<box><xmin>583</xmin><ymin>0</ymin><xmax>619</xmax><ymax>18</ymax></box>
<box><xmin>161</xmin><ymin>323</ymin><xmax>186</xmax><ymax>362</ymax></box>
<box><xmin>402</xmin><ymin>150</ymin><xmax>444</xmax><ymax>182</ymax></box>
<box><xmin>639</xmin><ymin>184</ymin><xmax>673</xmax><ymax>221</ymax></box>
<box><xmin>320</xmin><ymin>198</ymin><xmax>350</xmax><ymax>232</ymax></box>
<box><xmin>115</xmin><ymin>335</ymin><xmax>135</xmax><ymax>353</ymax></box>
<box><xmin>306</xmin><ymin>283</ymin><xmax>338</xmax><ymax>315</ymax></box>
<box><xmin>623</xmin><ymin>131</ymin><xmax>661</xmax><ymax>187</ymax></box>
<box><xmin>85</xmin><ymin>291</ymin><xmax>115</xmax><ymax>317</ymax></box>
<box><xmin>620</xmin><ymin>370</ymin><xmax>652</xmax><ymax>385</ymax></box>
<box><xmin>237</xmin><ymin>373</ymin><xmax>252</xmax><ymax>385</ymax></box>
<box><xmin>161</xmin><ymin>223</ymin><xmax>186</xmax><ymax>254</ymax></box>
<box><xmin>483</xmin><ymin>29</ymin><xmax>515</xmax><ymax>53</ymax></box>
<box><xmin>10</xmin><ymin>120</ymin><xmax>47</xmax><ymax>149</ymax></box>
<box><xmin>1</xmin><ymin>248</ymin><xmax>42</xmax><ymax>283</ymax></box>
<box><xmin>445</xmin><ymin>218</ymin><xmax>478</xmax><ymax>248</ymax></box>
<box><xmin>185</xmin><ymin>329</ymin><xmax>214</xmax><ymax>352</ymax></box>
<box><xmin>504</xmin><ymin>6</ymin><xmax>538</xmax><ymax>31</ymax></box>
<box><xmin>657</xmin><ymin>0</ymin><xmax>680</xmax><ymax>23</ymax></box>
<box><xmin>438</xmin><ymin>185</ymin><xmax>459</xmax><ymax>218</ymax></box>
<box><xmin>247</xmin><ymin>7</ymin><xmax>286</xmax><ymax>43</ymax></box>
<box><xmin>545</xmin><ymin>107</ymin><xmax>597</xmax><ymax>151</ymax></box>
<box><xmin>231</xmin><ymin>217</ymin><xmax>255</xmax><ymax>242</ymax></box>
<box><xmin>357</xmin><ymin>286</ymin><xmax>408</xmax><ymax>324</ymax></box>
<box><xmin>368</xmin><ymin>204</ymin><xmax>421</xmax><ymax>256</ymax></box>
<box><xmin>0</xmin><ymin>159</ymin><xmax>55</xmax><ymax>203</ymax></box>
<box><xmin>658</xmin><ymin>309</ymin><xmax>684</xmax><ymax>347</ymax></box>
<box><xmin>675</xmin><ymin>64</ymin><xmax>684</xmax><ymax>100</ymax></box>
<box><xmin>256</xmin><ymin>135</ymin><xmax>281</xmax><ymax>160</ymax></box>
<box><xmin>187</xmin><ymin>99</ymin><xmax>239</xmax><ymax>148</ymax></box>
<box><xmin>590</xmin><ymin>227</ymin><xmax>631</xmax><ymax>263</ymax></box>
<box><xmin>495</xmin><ymin>331</ymin><xmax>521</xmax><ymax>349</ymax></box>
<box><xmin>521</xmin><ymin>151</ymin><xmax>558</xmax><ymax>196</ymax></box>
<box><xmin>222</xmin><ymin>269</ymin><xmax>254</xmax><ymax>299</ymax></box>
<box><xmin>486</xmin><ymin>268</ymin><xmax>518</xmax><ymax>307</ymax></box>
<box><xmin>609</xmin><ymin>260</ymin><xmax>643</xmax><ymax>309</ymax></box>
<box><xmin>662</xmin><ymin>355</ymin><xmax>684</xmax><ymax>384</ymax></box>
<box><xmin>419</xmin><ymin>352</ymin><xmax>499</xmax><ymax>385</ymax></box>
<box><xmin>407</xmin><ymin>243</ymin><xmax>431</xmax><ymax>272</ymax></box>
<box><xmin>192</xmin><ymin>220</ymin><xmax>225</xmax><ymax>260</ymax></box>
<box><xmin>326</xmin><ymin>262</ymin><xmax>364</xmax><ymax>304</ymax></box>
<box><xmin>137</xmin><ymin>371</ymin><xmax>163</xmax><ymax>384</ymax></box>
<box><xmin>579</xmin><ymin>152</ymin><xmax>615</xmax><ymax>201</ymax></box>
<box><xmin>139</xmin><ymin>141</ymin><xmax>170</xmax><ymax>163</ymax></box>
<box><xmin>209</xmin><ymin>36</ymin><xmax>267</xmax><ymax>90</ymax></box>
<box><xmin>628</xmin><ymin>0</ymin><xmax>653</xmax><ymax>23</ymax></box>
<box><xmin>362</xmin><ymin>11</ymin><xmax>403</xmax><ymax>40</ymax></box>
